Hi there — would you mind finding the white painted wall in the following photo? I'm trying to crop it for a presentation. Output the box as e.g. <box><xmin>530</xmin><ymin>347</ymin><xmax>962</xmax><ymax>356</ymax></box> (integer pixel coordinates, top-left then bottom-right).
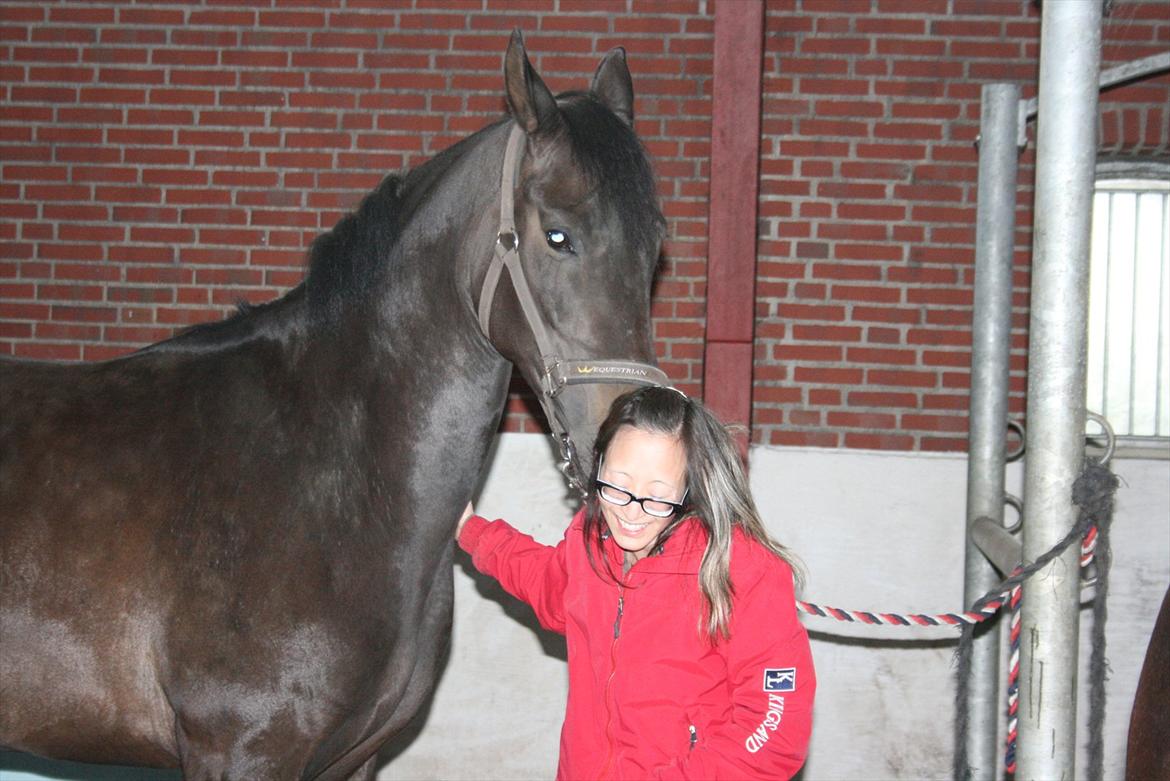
<box><xmin>3</xmin><ymin>434</ymin><xmax>1167</xmax><ymax>780</ymax></box>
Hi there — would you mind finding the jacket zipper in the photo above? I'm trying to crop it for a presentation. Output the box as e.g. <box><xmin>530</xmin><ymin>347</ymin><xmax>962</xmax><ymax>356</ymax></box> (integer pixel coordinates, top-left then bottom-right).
<box><xmin>689</xmin><ymin>723</ymin><xmax>698</xmax><ymax>751</ymax></box>
<box><xmin>598</xmin><ymin>583</ymin><xmax>625</xmax><ymax>780</ymax></box>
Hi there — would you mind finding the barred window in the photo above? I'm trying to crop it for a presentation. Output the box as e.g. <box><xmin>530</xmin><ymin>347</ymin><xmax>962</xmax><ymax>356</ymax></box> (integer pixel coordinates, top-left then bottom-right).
<box><xmin>1086</xmin><ymin>172</ymin><xmax>1170</xmax><ymax>444</ymax></box>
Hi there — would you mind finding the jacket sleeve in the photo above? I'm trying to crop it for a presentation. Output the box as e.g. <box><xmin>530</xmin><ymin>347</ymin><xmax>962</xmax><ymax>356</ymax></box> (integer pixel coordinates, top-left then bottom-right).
<box><xmin>654</xmin><ymin>556</ymin><xmax>816</xmax><ymax>780</ymax></box>
<box><xmin>457</xmin><ymin>514</ymin><xmax>571</xmax><ymax>635</ymax></box>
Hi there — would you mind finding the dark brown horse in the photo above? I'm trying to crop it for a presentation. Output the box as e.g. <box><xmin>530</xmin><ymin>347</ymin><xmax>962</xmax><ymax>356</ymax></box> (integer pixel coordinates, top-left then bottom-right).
<box><xmin>0</xmin><ymin>33</ymin><xmax>666</xmax><ymax>780</ymax></box>
<box><xmin>1126</xmin><ymin>583</ymin><xmax>1170</xmax><ymax>781</ymax></box>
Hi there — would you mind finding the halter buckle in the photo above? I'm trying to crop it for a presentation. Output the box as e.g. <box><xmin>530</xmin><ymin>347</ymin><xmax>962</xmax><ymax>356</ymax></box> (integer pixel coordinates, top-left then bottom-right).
<box><xmin>541</xmin><ymin>357</ymin><xmax>567</xmax><ymax>397</ymax></box>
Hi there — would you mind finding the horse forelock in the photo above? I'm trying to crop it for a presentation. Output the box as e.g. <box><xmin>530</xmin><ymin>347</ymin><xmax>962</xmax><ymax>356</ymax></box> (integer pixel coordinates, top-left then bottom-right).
<box><xmin>557</xmin><ymin>92</ymin><xmax>666</xmax><ymax>261</ymax></box>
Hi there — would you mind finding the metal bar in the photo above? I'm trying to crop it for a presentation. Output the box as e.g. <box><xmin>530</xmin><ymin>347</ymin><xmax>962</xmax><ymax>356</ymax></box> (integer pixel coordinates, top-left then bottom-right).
<box><xmin>964</xmin><ymin>82</ymin><xmax>1021</xmax><ymax>781</ymax></box>
<box><xmin>1018</xmin><ymin>1</ymin><xmax>1103</xmax><ymax>778</ymax></box>
<box><xmin>970</xmin><ymin>516</ymin><xmax>1024</xmax><ymax>577</ymax></box>
<box><xmin>1017</xmin><ymin>51</ymin><xmax>1170</xmax><ymax>146</ymax></box>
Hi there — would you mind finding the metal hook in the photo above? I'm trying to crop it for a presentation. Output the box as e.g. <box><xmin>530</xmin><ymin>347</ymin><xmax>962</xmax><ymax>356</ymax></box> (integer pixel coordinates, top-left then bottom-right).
<box><xmin>1084</xmin><ymin>411</ymin><xmax>1115</xmax><ymax>466</ymax></box>
<box><xmin>554</xmin><ymin>433</ymin><xmax>586</xmax><ymax>500</ymax></box>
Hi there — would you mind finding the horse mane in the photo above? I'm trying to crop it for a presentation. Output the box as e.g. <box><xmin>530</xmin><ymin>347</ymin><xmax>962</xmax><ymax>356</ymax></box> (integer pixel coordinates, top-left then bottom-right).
<box><xmin>302</xmin><ymin>173</ymin><xmax>404</xmax><ymax>323</ymax></box>
<box><xmin>301</xmin><ymin>121</ymin><xmax>501</xmax><ymax>322</ymax></box>
<box><xmin>146</xmin><ymin>99</ymin><xmax>661</xmax><ymax>354</ymax></box>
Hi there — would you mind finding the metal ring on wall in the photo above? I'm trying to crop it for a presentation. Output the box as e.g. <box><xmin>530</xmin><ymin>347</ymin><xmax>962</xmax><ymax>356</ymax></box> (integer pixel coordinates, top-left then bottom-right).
<box><xmin>1085</xmin><ymin>411</ymin><xmax>1116</xmax><ymax>466</ymax></box>
<box><xmin>1003</xmin><ymin>492</ymin><xmax>1024</xmax><ymax>534</ymax></box>
<box><xmin>1005</xmin><ymin>418</ymin><xmax>1026</xmax><ymax>462</ymax></box>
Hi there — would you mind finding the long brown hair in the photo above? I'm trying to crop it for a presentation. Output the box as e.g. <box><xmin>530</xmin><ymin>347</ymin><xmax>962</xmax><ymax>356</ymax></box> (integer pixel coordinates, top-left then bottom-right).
<box><xmin>584</xmin><ymin>386</ymin><xmax>803</xmax><ymax>641</ymax></box>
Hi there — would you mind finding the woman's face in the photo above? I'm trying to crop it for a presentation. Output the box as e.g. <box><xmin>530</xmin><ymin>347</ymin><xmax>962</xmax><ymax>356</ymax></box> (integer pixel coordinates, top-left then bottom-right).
<box><xmin>597</xmin><ymin>425</ymin><xmax>688</xmax><ymax>561</ymax></box>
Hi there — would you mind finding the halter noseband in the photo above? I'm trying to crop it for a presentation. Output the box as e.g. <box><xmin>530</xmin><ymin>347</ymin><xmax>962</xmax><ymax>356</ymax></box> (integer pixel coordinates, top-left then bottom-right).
<box><xmin>477</xmin><ymin>123</ymin><xmax>670</xmax><ymax>497</ymax></box>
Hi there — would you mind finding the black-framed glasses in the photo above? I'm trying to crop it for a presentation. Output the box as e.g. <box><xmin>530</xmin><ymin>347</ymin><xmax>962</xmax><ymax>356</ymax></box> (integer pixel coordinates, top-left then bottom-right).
<box><xmin>594</xmin><ymin>477</ymin><xmax>688</xmax><ymax>519</ymax></box>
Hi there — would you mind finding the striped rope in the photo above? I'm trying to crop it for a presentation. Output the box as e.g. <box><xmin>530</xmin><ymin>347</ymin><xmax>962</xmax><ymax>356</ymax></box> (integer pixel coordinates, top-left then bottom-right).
<box><xmin>796</xmin><ymin>527</ymin><xmax>1103</xmax><ymax>779</ymax></box>
<box><xmin>1005</xmin><ymin>574</ymin><xmax>1022</xmax><ymax>775</ymax></box>
<box><xmin>1003</xmin><ymin>526</ymin><xmax>1099</xmax><ymax>776</ymax></box>
<box><xmin>796</xmin><ymin>526</ymin><xmax>1099</xmax><ymax>632</ymax></box>
<box><xmin>1081</xmin><ymin>525</ymin><xmax>1098</xmax><ymax>569</ymax></box>
<box><xmin>796</xmin><ymin>527</ymin><xmax>1100</xmax><ymax>776</ymax></box>
<box><xmin>795</xmin><ymin>598</ymin><xmax>1008</xmax><ymax>627</ymax></box>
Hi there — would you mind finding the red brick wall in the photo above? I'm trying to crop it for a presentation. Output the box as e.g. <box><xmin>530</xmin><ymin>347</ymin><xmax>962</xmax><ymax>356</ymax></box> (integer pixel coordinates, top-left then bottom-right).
<box><xmin>2</xmin><ymin>0</ymin><xmax>1167</xmax><ymax>448</ymax></box>
<box><xmin>754</xmin><ymin>0</ymin><xmax>1169</xmax><ymax>450</ymax></box>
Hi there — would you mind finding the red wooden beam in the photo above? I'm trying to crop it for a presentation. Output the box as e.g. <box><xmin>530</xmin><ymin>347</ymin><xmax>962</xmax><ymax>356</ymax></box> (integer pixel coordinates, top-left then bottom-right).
<box><xmin>703</xmin><ymin>0</ymin><xmax>764</xmax><ymax>453</ymax></box>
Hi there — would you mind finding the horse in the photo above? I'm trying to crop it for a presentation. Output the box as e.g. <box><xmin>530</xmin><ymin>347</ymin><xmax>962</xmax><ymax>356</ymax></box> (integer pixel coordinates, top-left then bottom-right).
<box><xmin>1126</xmin><ymin>583</ymin><xmax>1170</xmax><ymax>780</ymax></box>
<box><xmin>0</xmin><ymin>31</ymin><xmax>667</xmax><ymax>780</ymax></box>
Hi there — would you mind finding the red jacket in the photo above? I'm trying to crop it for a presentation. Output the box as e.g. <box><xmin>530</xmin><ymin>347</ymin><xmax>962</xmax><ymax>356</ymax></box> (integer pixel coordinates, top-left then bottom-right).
<box><xmin>459</xmin><ymin>509</ymin><xmax>815</xmax><ymax>780</ymax></box>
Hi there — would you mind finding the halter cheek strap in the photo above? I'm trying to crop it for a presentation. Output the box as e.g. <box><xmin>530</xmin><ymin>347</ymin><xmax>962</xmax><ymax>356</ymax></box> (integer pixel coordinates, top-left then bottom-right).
<box><xmin>477</xmin><ymin>124</ymin><xmax>528</xmax><ymax>341</ymax></box>
<box><xmin>475</xmin><ymin>123</ymin><xmax>670</xmax><ymax>495</ymax></box>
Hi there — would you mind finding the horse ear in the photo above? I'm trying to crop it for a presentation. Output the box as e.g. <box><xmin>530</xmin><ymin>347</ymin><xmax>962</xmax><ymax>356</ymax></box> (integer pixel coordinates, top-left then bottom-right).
<box><xmin>590</xmin><ymin>47</ymin><xmax>634</xmax><ymax>126</ymax></box>
<box><xmin>504</xmin><ymin>29</ymin><xmax>561</xmax><ymax>135</ymax></box>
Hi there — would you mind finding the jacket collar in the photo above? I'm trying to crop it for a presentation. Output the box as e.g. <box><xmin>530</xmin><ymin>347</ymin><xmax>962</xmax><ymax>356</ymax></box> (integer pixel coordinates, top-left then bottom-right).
<box><xmin>602</xmin><ymin>515</ymin><xmax>708</xmax><ymax>576</ymax></box>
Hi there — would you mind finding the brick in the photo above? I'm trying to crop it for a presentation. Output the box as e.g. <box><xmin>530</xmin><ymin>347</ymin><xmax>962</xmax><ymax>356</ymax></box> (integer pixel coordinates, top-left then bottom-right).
<box><xmin>849</xmin><ymin>391</ymin><xmax>918</xmax><ymax>408</ymax></box>
<box><xmin>807</xmin><ymin>388</ymin><xmax>842</xmax><ymax>408</ymax></box>
<box><xmin>922</xmin><ymin>350</ymin><xmax>970</xmax><ymax>368</ymax></box>
<box><xmin>109</xmin><ymin>245</ymin><xmax>175</xmax><ymax>264</ymax></box>
<box><xmin>794</xmin><ymin>366</ymin><xmax>864</xmax><ymax>385</ymax></box>
<box><xmin>846</xmin><ymin>347</ymin><xmax>917</xmax><ymax>366</ymax></box>
<box><xmin>15</xmin><ymin>342</ymin><xmax>81</xmax><ymax>360</ymax></box>
<box><xmin>106</xmin><ymin>286</ymin><xmax>173</xmax><ymax>304</ymax></box>
<box><xmin>920</xmin><ymin>436</ymin><xmax>967</xmax><ymax>452</ymax></box>
<box><xmin>828</xmin><ymin>411</ymin><xmax>898</xmax><ymax>429</ymax></box>
<box><xmin>837</xmin><ymin>203</ymin><xmax>907</xmax><ymax>222</ymax></box>
<box><xmin>844</xmin><ymin>432</ymin><xmax>915</xmax><ymax>450</ymax></box>
<box><xmin>902</xmin><ymin>413</ymin><xmax>967</xmax><ymax>433</ymax></box>
<box><xmin>867</xmin><ymin>369</ymin><xmax>937</xmax><ymax>388</ymax></box>
<box><xmin>128</xmin><ymin>226</ymin><xmax>196</xmax><ymax>244</ymax></box>
<box><xmin>835</xmin><ymin>245</ymin><xmax>904</xmax><ymax>263</ymax></box>
<box><xmin>923</xmin><ymin>393</ymin><xmax>968</xmax><ymax>411</ymax></box>
<box><xmin>776</xmin><ymin>303</ymin><xmax>847</xmax><ymax>322</ymax></box>
<box><xmin>771</xmin><ymin>344</ymin><xmax>844</xmax><ymax>362</ymax></box>
<box><xmin>792</xmin><ymin>324</ymin><xmax>863</xmax><ymax>342</ymax></box>
<box><xmin>48</xmin><ymin>301</ymin><xmax>116</xmax><ymax>320</ymax></box>
<box><xmin>789</xmin><ymin>410</ymin><xmax>823</xmax><ymax>427</ymax></box>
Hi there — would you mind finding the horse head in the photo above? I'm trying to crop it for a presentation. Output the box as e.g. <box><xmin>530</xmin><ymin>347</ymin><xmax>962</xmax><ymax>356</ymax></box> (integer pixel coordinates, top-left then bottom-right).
<box><xmin>476</xmin><ymin>32</ymin><xmax>668</xmax><ymax>493</ymax></box>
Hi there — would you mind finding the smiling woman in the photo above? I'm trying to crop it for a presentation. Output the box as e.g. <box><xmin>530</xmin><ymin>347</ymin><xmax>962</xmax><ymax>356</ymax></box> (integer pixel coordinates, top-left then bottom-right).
<box><xmin>455</xmin><ymin>386</ymin><xmax>816</xmax><ymax>780</ymax></box>
<box><xmin>595</xmin><ymin>426</ymin><xmax>689</xmax><ymax>562</ymax></box>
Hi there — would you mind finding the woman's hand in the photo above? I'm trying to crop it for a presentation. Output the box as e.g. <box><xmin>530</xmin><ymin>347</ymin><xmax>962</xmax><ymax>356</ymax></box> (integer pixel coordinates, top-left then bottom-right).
<box><xmin>456</xmin><ymin>501</ymin><xmax>474</xmax><ymax>539</ymax></box>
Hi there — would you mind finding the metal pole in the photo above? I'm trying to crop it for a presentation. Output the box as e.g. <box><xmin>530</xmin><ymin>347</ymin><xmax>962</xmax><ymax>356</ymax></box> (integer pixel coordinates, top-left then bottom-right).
<box><xmin>1018</xmin><ymin>1</ymin><xmax>1102</xmax><ymax>779</ymax></box>
<box><xmin>964</xmin><ymin>82</ymin><xmax>1021</xmax><ymax>781</ymax></box>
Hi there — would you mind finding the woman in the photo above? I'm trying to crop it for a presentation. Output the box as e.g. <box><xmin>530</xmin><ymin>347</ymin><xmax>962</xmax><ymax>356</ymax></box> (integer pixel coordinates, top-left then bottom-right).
<box><xmin>458</xmin><ymin>386</ymin><xmax>815</xmax><ymax>779</ymax></box>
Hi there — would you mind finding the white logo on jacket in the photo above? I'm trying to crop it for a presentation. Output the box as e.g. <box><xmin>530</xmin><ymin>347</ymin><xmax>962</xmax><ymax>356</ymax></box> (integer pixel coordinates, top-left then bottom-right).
<box><xmin>744</xmin><ymin>693</ymin><xmax>786</xmax><ymax>754</ymax></box>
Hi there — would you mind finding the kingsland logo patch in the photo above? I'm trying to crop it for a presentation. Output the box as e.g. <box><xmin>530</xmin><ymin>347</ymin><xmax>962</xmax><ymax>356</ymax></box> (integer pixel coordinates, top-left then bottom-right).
<box><xmin>763</xmin><ymin>668</ymin><xmax>796</xmax><ymax>692</ymax></box>
<box><xmin>745</xmin><ymin>694</ymin><xmax>786</xmax><ymax>754</ymax></box>
<box><xmin>575</xmin><ymin>366</ymin><xmax>650</xmax><ymax>376</ymax></box>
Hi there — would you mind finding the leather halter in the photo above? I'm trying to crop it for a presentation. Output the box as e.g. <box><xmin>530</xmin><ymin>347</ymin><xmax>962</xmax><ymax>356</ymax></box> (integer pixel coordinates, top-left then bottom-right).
<box><xmin>477</xmin><ymin>123</ymin><xmax>670</xmax><ymax>496</ymax></box>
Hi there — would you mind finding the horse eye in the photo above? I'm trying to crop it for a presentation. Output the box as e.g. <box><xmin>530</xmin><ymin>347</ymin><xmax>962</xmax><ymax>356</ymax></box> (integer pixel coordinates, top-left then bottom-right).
<box><xmin>545</xmin><ymin>229</ymin><xmax>575</xmax><ymax>254</ymax></box>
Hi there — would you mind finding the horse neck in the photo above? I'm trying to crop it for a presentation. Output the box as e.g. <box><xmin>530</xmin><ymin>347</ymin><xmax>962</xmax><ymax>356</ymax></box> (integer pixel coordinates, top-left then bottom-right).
<box><xmin>372</xmin><ymin>124</ymin><xmax>510</xmax><ymax>378</ymax></box>
<box><xmin>328</xmin><ymin>123</ymin><xmax>514</xmax><ymax>436</ymax></box>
